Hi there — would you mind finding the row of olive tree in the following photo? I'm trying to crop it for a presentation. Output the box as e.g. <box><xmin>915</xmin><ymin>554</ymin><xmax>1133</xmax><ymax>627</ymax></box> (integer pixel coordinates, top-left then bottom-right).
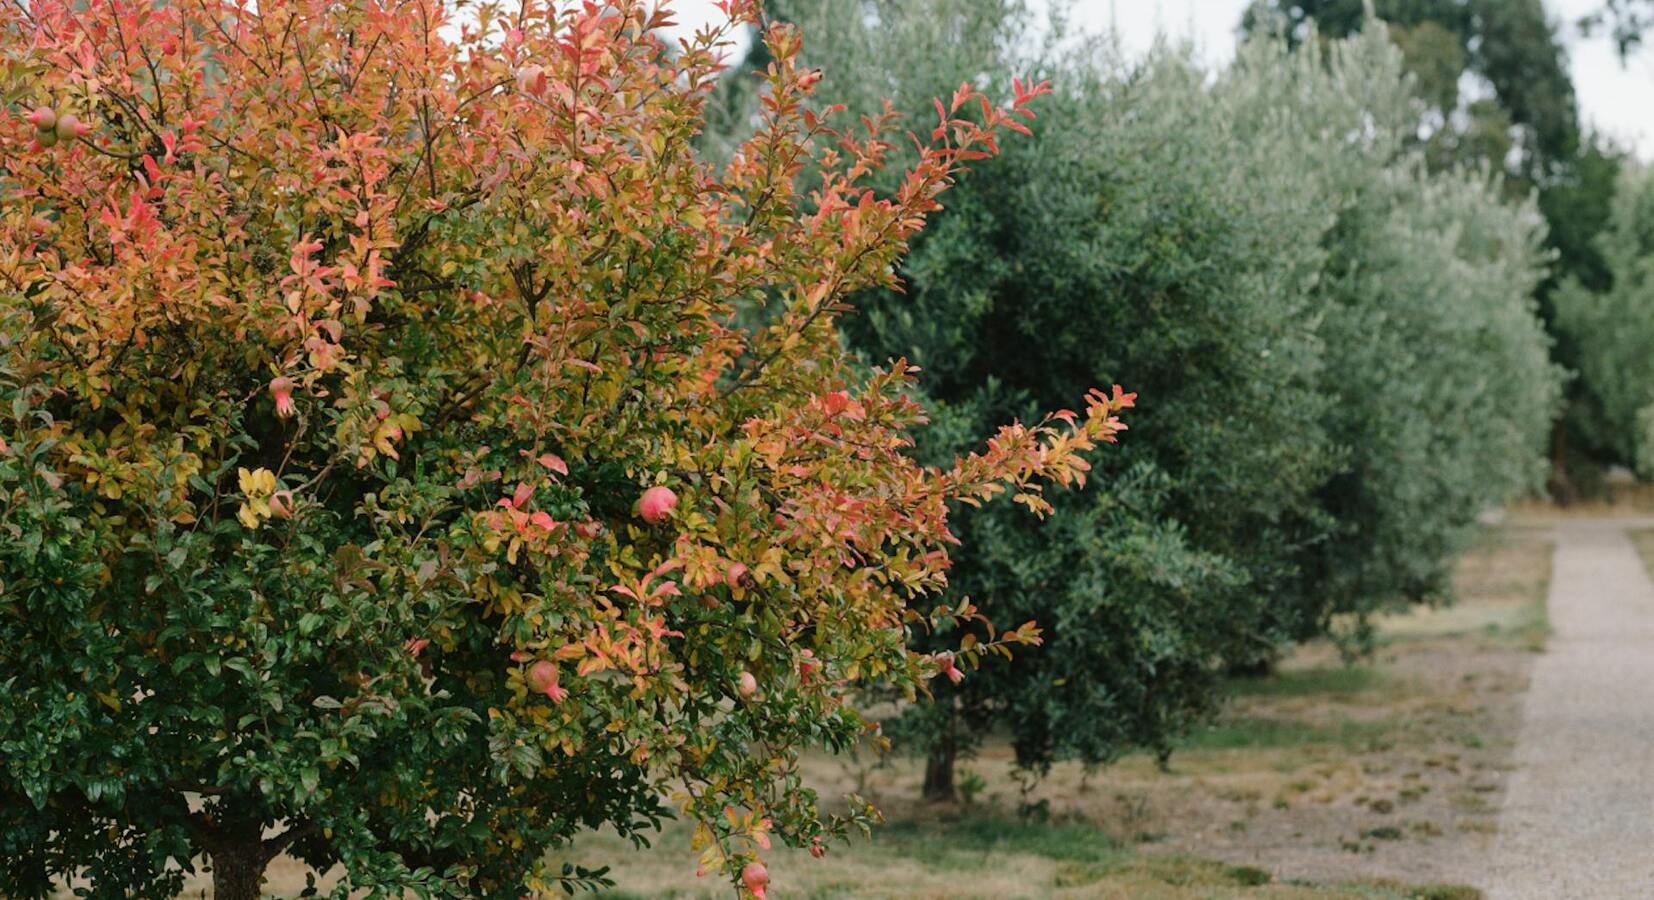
<box><xmin>714</xmin><ymin>0</ymin><xmax>1562</xmax><ymax>797</ymax></box>
<box><xmin>1554</xmin><ymin>165</ymin><xmax>1654</xmax><ymax>475</ymax></box>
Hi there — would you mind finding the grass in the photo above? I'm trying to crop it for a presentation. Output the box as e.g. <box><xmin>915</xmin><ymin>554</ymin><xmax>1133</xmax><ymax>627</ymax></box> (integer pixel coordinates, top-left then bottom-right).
<box><xmin>1179</xmin><ymin>716</ymin><xmax>1393</xmax><ymax>753</ymax></box>
<box><xmin>1227</xmin><ymin>666</ymin><xmax>1386</xmax><ymax>700</ymax></box>
<box><xmin>573</xmin><ymin>814</ymin><xmax>1478</xmax><ymax>899</ymax></box>
<box><xmin>874</xmin><ymin>816</ymin><xmax>1129</xmax><ymax>865</ymax></box>
<box><xmin>1628</xmin><ymin>529</ymin><xmax>1654</xmax><ymax>584</ymax></box>
<box><xmin>1373</xmin><ymin>525</ymin><xmax>1552</xmax><ymax>653</ymax></box>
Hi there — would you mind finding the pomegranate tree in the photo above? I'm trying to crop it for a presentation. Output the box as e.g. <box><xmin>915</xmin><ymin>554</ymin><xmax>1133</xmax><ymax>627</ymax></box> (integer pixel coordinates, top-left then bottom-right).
<box><xmin>0</xmin><ymin>0</ymin><xmax>1128</xmax><ymax>897</ymax></box>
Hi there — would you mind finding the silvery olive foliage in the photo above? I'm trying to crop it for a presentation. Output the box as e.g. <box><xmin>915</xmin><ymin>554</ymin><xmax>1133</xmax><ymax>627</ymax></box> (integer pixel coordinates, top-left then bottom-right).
<box><xmin>1555</xmin><ymin>165</ymin><xmax>1654</xmax><ymax>476</ymax></box>
<box><xmin>715</xmin><ymin>0</ymin><xmax>1560</xmax><ymax>790</ymax></box>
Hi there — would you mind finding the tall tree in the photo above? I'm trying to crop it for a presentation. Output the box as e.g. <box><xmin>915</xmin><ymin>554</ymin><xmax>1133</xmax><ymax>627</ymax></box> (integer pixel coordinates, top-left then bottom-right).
<box><xmin>1246</xmin><ymin>0</ymin><xmax>1627</xmax><ymax>491</ymax></box>
<box><xmin>1242</xmin><ymin>0</ymin><xmax>1579</xmax><ymax>184</ymax></box>
<box><xmin>714</xmin><ymin>0</ymin><xmax>1559</xmax><ymax>799</ymax></box>
<box><xmin>1554</xmin><ymin>164</ymin><xmax>1654</xmax><ymax>474</ymax></box>
<box><xmin>1580</xmin><ymin>0</ymin><xmax>1654</xmax><ymax>54</ymax></box>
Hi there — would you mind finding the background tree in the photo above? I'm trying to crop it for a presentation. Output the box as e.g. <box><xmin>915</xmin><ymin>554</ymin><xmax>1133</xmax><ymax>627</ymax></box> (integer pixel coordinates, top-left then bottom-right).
<box><xmin>0</xmin><ymin>1</ymin><xmax>1134</xmax><ymax>896</ymax></box>
<box><xmin>1241</xmin><ymin>0</ymin><xmax>1578</xmax><ymax>181</ymax></box>
<box><xmin>1243</xmin><ymin>0</ymin><xmax>1625</xmax><ymax>495</ymax></box>
<box><xmin>1554</xmin><ymin>164</ymin><xmax>1654</xmax><ymax>474</ymax></box>
<box><xmin>1581</xmin><ymin>0</ymin><xmax>1654</xmax><ymax>55</ymax></box>
<box><xmin>716</xmin><ymin>1</ymin><xmax>1558</xmax><ymax>797</ymax></box>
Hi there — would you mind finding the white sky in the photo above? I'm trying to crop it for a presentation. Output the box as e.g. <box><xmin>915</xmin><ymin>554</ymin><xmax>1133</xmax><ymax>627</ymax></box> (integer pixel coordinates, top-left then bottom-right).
<box><xmin>668</xmin><ymin>0</ymin><xmax>1654</xmax><ymax>159</ymax></box>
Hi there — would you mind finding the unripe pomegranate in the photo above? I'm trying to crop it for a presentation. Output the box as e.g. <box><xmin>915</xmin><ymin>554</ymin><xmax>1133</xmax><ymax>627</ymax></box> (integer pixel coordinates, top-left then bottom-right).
<box><xmin>810</xmin><ymin>840</ymin><xmax>826</xmax><ymax>858</ymax></box>
<box><xmin>269</xmin><ymin>376</ymin><xmax>296</xmax><ymax>418</ymax></box>
<box><xmin>638</xmin><ymin>485</ymin><xmax>677</xmax><ymax>524</ymax></box>
<box><xmin>935</xmin><ymin>651</ymin><xmax>964</xmax><ymax>684</ymax></box>
<box><xmin>35</xmin><ymin>130</ymin><xmax>58</xmax><ymax>149</ymax></box>
<box><xmin>741</xmin><ymin>861</ymin><xmax>768</xmax><ymax>899</ymax></box>
<box><xmin>725</xmin><ymin>562</ymin><xmax>750</xmax><ymax>589</ymax></box>
<box><xmin>527</xmin><ymin>659</ymin><xmax>567</xmax><ymax>703</ymax></box>
<box><xmin>269</xmin><ymin>490</ymin><xmax>295</xmax><ymax>519</ymax></box>
<box><xmin>54</xmin><ymin>113</ymin><xmax>84</xmax><ymax>142</ymax></box>
<box><xmin>737</xmin><ymin>671</ymin><xmax>757</xmax><ymax>698</ymax></box>
<box><xmin>27</xmin><ymin>107</ymin><xmax>55</xmax><ymax>131</ymax></box>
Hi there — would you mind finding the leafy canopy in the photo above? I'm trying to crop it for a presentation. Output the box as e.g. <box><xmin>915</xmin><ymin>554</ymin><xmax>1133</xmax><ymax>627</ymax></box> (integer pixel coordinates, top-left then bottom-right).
<box><xmin>724</xmin><ymin>0</ymin><xmax>1558</xmax><ymax>786</ymax></box>
<box><xmin>0</xmin><ymin>1</ymin><xmax>1132</xmax><ymax>896</ymax></box>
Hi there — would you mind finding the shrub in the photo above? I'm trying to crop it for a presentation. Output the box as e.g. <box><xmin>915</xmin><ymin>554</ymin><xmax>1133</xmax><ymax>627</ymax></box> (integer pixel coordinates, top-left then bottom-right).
<box><xmin>0</xmin><ymin>1</ymin><xmax>1132</xmax><ymax>896</ymax></box>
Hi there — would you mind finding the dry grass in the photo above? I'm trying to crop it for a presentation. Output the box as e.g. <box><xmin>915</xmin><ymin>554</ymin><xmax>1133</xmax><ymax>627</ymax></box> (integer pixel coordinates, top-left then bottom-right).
<box><xmin>1629</xmin><ymin>528</ymin><xmax>1654</xmax><ymax>579</ymax></box>
<box><xmin>1508</xmin><ymin>474</ymin><xmax>1654</xmax><ymax>520</ymax></box>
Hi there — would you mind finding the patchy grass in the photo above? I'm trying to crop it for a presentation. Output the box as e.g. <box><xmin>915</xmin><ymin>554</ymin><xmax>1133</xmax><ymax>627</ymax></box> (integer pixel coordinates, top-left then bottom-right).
<box><xmin>1179</xmin><ymin>716</ymin><xmax>1394</xmax><ymax>753</ymax></box>
<box><xmin>1628</xmin><ymin>529</ymin><xmax>1654</xmax><ymax>584</ymax></box>
<box><xmin>1508</xmin><ymin>474</ymin><xmax>1654</xmax><ymax>518</ymax></box>
<box><xmin>1376</xmin><ymin>525</ymin><xmax>1552</xmax><ymax>653</ymax></box>
<box><xmin>1227</xmin><ymin>665</ymin><xmax>1386</xmax><ymax>700</ymax></box>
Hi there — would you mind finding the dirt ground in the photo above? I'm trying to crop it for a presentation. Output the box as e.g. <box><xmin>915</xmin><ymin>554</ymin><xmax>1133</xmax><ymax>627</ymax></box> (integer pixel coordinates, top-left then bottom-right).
<box><xmin>1093</xmin><ymin>524</ymin><xmax>1550</xmax><ymax>888</ymax></box>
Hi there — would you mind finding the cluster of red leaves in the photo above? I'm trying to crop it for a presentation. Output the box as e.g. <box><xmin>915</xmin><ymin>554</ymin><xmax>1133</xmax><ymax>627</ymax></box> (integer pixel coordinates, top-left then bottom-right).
<box><xmin>0</xmin><ymin>0</ymin><xmax>1130</xmax><ymax>893</ymax></box>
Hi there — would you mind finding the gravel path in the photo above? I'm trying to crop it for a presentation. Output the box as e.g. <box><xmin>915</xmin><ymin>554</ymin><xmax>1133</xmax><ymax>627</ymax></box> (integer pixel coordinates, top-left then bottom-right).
<box><xmin>1487</xmin><ymin>518</ymin><xmax>1654</xmax><ymax>898</ymax></box>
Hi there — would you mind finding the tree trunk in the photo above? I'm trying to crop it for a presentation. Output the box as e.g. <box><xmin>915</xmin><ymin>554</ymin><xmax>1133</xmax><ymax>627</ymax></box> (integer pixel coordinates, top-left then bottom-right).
<box><xmin>1548</xmin><ymin>423</ymin><xmax>1577</xmax><ymax>507</ymax></box>
<box><xmin>207</xmin><ymin>827</ymin><xmax>270</xmax><ymax>900</ymax></box>
<box><xmin>1226</xmin><ymin>656</ymin><xmax>1276</xmax><ymax>679</ymax></box>
<box><xmin>922</xmin><ymin>733</ymin><xmax>957</xmax><ymax>804</ymax></box>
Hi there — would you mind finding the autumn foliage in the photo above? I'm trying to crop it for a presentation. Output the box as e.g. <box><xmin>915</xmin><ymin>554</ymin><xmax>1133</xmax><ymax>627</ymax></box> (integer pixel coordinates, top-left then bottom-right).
<box><xmin>0</xmin><ymin>0</ymin><xmax>1131</xmax><ymax>896</ymax></box>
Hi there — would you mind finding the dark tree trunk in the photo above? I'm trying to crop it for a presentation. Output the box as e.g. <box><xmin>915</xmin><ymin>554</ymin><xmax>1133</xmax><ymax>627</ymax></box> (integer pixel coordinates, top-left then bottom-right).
<box><xmin>922</xmin><ymin>733</ymin><xmax>957</xmax><ymax>803</ymax></box>
<box><xmin>205</xmin><ymin>820</ymin><xmax>271</xmax><ymax>900</ymax></box>
<box><xmin>1548</xmin><ymin>423</ymin><xmax>1577</xmax><ymax>507</ymax></box>
<box><xmin>211</xmin><ymin>848</ymin><xmax>265</xmax><ymax>900</ymax></box>
<box><xmin>1226</xmin><ymin>656</ymin><xmax>1276</xmax><ymax>679</ymax></box>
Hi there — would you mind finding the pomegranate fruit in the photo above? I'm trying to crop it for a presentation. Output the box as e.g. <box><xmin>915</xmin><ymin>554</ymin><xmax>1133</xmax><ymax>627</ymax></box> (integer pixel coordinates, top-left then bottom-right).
<box><xmin>935</xmin><ymin>652</ymin><xmax>963</xmax><ymax>684</ymax></box>
<box><xmin>638</xmin><ymin>485</ymin><xmax>677</xmax><ymax>524</ymax></box>
<box><xmin>741</xmin><ymin>861</ymin><xmax>768</xmax><ymax>899</ymax></box>
<box><xmin>53</xmin><ymin>113</ymin><xmax>83</xmax><ymax>142</ymax></box>
<box><xmin>527</xmin><ymin>659</ymin><xmax>567</xmax><ymax>703</ymax></box>
<box><xmin>270</xmin><ymin>376</ymin><xmax>296</xmax><ymax>418</ymax></box>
